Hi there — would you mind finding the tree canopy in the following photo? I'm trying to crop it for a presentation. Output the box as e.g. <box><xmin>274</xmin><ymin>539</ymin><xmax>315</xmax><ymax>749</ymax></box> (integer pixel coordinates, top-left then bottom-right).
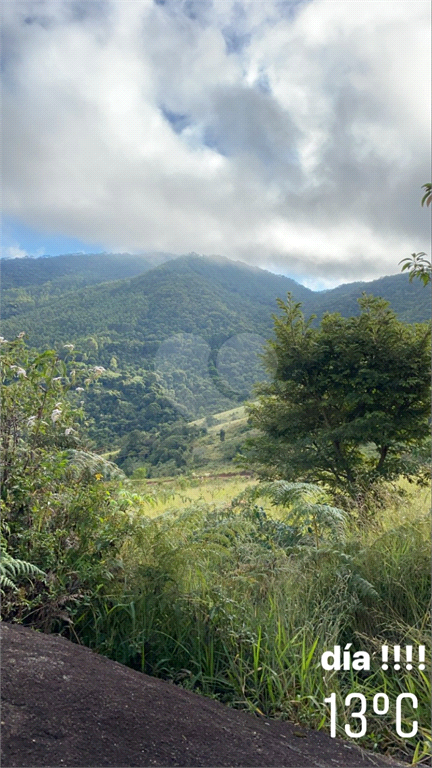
<box><xmin>245</xmin><ymin>294</ymin><xmax>431</xmax><ymax>495</ymax></box>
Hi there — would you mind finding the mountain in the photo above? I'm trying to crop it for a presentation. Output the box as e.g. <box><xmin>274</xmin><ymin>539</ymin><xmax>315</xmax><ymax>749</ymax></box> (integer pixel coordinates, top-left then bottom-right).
<box><xmin>0</xmin><ymin>255</ymin><xmax>313</xmax><ymax>350</ymax></box>
<box><xmin>0</xmin><ymin>251</ymin><xmax>177</xmax><ymax>318</ymax></box>
<box><xmin>2</xmin><ymin>253</ymin><xmax>429</xmax><ymax>349</ymax></box>
<box><xmin>310</xmin><ymin>273</ymin><xmax>431</xmax><ymax>324</ymax></box>
<box><xmin>1</xmin><ymin>253</ymin><xmax>429</xmax><ymax>448</ymax></box>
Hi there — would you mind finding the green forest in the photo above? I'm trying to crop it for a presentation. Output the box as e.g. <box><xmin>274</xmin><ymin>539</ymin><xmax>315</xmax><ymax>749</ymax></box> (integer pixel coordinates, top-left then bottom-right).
<box><xmin>1</xmin><ymin>253</ymin><xmax>430</xmax><ymax>450</ymax></box>
<box><xmin>1</xmin><ymin>252</ymin><xmax>431</xmax><ymax>763</ymax></box>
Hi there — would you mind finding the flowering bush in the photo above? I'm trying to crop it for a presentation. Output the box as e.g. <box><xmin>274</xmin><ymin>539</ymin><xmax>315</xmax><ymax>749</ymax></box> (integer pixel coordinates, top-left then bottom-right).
<box><xmin>0</xmin><ymin>336</ymin><xmax>128</xmax><ymax>629</ymax></box>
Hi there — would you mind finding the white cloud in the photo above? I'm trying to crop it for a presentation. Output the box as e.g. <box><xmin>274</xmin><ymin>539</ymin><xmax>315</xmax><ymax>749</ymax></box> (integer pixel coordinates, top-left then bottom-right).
<box><xmin>1</xmin><ymin>244</ymin><xmax>46</xmax><ymax>259</ymax></box>
<box><xmin>2</xmin><ymin>0</ymin><xmax>430</xmax><ymax>283</ymax></box>
<box><xmin>3</xmin><ymin>246</ymin><xmax>29</xmax><ymax>259</ymax></box>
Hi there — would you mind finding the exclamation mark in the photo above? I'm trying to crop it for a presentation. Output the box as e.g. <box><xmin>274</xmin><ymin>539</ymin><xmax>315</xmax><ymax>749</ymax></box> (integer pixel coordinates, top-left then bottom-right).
<box><xmin>381</xmin><ymin>645</ymin><xmax>389</xmax><ymax>670</ymax></box>
<box><xmin>405</xmin><ymin>645</ymin><xmax>413</xmax><ymax>671</ymax></box>
<box><xmin>418</xmin><ymin>645</ymin><xmax>425</xmax><ymax>671</ymax></box>
<box><xmin>394</xmin><ymin>645</ymin><xmax>401</xmax><ymax>670</ymax></box>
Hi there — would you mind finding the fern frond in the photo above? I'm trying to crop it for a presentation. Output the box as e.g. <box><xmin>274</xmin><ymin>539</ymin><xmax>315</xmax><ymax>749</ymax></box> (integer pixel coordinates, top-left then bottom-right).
<box><xmin>259</xmin><ymin>481</ymin><xmax>323</xmax><ymax>506</ymax></box>
<box><xmin>0</xmin><ymin>551</ymin><xmax>45</xmax><ymax>592</ymax></box>
<box><xmin>348</xmin><ymin>572</ymin><xmax>380</xmax><ymax>600</ymax></box>
<box><xmin>0</xmin><ymin>573</ymin><xmax>16</xmax><ymax>591</ymax></box>
<box><xmin>66</xmin><ymin>450</ymin><xmax>126</xmax><ymax>481</ymax></box>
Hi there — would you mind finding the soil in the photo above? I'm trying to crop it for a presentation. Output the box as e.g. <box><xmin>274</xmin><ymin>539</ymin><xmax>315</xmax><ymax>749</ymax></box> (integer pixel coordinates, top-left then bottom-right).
<box><xmin>1</xmin><ymin>623</ymin><xmax>408</xmax><ymax>768</ymax></box>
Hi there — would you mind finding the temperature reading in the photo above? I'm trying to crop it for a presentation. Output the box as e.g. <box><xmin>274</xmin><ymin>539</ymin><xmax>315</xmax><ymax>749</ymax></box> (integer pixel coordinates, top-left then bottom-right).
<box><xmin>324</xmin><ymin>692</ymin><xmax>418</xmax><ymax>739</ymax></box>
<box><xmin>373</xmin><ymin>694</ymin><xmax>389</xmax><ymax>715</ymax></box>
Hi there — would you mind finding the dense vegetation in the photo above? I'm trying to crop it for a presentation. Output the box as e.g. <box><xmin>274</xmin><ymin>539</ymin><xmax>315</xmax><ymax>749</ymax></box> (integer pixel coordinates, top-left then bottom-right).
<box><xmin>115</xmin><ymin>422</ymin><xmax>207</xmax><ymax>477</ymax></box>
<box><xmin>1</xmin><ymin>254</ymin><xmax>430</xmax><ymax>449</ymax></box>
<box><xmin>2</xmin><ymin>255</ymin><xmax>430</xmax><ymax>343</ymax></box>
<box><xmin>246</xmin><ymin>294</ymin><xmax>431</xmax><ymax>495</ymax></box>
<box><xmin>1</xmin><ymin>253</ymin><xmax>430</xmax><ymax>763</ymax></box>
<box><xmin>0</xmin><ymin>251</ymin><xmax>176</xmax><ymax>317</ymax></box>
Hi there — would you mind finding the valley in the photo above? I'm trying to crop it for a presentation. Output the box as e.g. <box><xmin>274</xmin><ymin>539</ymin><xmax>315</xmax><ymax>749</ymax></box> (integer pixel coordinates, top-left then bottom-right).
<box><xmin>1</xmin><ymin>251</ymin><xmax>430</xmax><ymax>459</ymax></box>
<box><xmin>1</xmin><ymin>251</ymin><xmax>430</xmax><ymax>764</ymax></box>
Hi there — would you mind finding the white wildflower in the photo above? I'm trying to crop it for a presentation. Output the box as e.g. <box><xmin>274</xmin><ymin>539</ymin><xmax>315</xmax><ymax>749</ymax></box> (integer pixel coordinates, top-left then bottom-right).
<box><xmin>18</xmin><ymin>332</ymin><xmax>26</xmax><ymax>338</ymax></box>
<box><xmin>64</xmin><ymin>427</ymin><xmax>75</xmax><ymax>436</ymax></box>
<box><xmin>63</xmin><ymin>344</ymin><xmax>74</xmax><ymax>350</ymax></box>
<box><xmin>11</xmin><ymin>366</ymin><xmax>27</xmax><ymax>377</ymax></box>
<box><xmin>75</xmin><ymin>387</ymin><xmax>84</xmax><ymax>392</ymax></box>
<box><xmin>51</xmin><ymin>409</ymin><xmax>62</xmax><ymax>423</ymax></box>
<box><xmin>93</xmin><ymin>366</ymin><xmax>106</xmax><ymax>375</ymax></box>
<box><xmin>27</xmin><ymin>416</ymin><xmax>37</xmax><ymax>427</ymax></box>
<box><xmin>52</xmin><ymin>377</ymin><xmax>63</xmax><ymax>382</ymax></box>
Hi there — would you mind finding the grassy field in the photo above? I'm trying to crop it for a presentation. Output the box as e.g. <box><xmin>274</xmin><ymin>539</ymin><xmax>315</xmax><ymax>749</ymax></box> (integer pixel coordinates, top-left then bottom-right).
<box><xmin>129</xmin><ymin>473</ymin><xmax>257</xmax><ymax>517</ymax></box>
<box><xmin>102</xmin><ymin>404</ymin><xmax>256</xmax><ymax>477</ymax></box>
<box><xmin>68</xmin><ymin>472</ymin><xmax>431</xmax><ymax>765</ymax></box>
<box><xmin>188</xmin><ymin>405</ymin><xmax>256</xmax><ymax>471</ymax></box>
<box><xmin>29</xmin><ymin>405</ymin><xmax>431</xmax><ymax>765</ymax></box>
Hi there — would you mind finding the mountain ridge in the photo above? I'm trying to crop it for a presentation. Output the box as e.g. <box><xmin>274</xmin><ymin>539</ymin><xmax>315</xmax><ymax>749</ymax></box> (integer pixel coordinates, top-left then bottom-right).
<box><xmin>0</xmin><ymin>250</ymin><xmax>177</xmax><ymax>289</ymax></box>
<box><xmin>2</xmin><ymin>253</ymin><xmax>429</xmax><ymax>349</ymax></box>
<box><xmin>1</xmin><ymin>252</ymin><xmax>429</xmax><ymax>447</ymax></box>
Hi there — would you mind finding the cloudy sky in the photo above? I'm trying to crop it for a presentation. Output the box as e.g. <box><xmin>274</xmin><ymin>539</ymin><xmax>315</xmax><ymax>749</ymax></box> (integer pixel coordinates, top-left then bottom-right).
<box><xmin>2</xmin><ymin>0</ymin><xmax>430</xmax><ymax>288</ymax></box>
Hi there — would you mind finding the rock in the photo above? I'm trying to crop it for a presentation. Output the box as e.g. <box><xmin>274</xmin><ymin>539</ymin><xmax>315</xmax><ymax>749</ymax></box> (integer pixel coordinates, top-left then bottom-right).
<box><xmin>1</xmin><ymin>623</ymin><xmax>407</xmax><ymax>767</ymax></box>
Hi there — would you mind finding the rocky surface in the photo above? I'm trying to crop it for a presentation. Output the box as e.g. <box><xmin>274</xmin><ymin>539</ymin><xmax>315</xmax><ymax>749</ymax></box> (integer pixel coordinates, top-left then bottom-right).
<box><xmin>1</xmin><ymin>623</ymin><xmax>407</xmax><ymax>768</ymax></box>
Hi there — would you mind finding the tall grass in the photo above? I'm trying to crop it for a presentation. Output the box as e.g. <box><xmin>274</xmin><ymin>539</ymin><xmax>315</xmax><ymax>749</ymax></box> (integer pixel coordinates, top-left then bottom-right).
<box><xmin>128</xmin><ymin>475</ymin><xmax>256</xmax><ymax>517</ymax></box>
<box><xmin>70</xmin><ymin>483</ymin><xmax>431</xmax><ymax>763</ymax></box>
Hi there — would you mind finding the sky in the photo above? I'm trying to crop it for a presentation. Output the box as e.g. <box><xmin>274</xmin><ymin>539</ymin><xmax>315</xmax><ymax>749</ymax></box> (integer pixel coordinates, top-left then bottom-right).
<box><xmin>1</xmin><ymin>0</ymin><xmax>430</xmax><ymax>289</ymax></box>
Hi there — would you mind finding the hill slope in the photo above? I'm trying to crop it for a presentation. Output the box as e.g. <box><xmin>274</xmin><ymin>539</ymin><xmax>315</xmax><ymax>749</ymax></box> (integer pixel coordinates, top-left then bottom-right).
<box><xmin>0</xmin><ymin>251</ymin><xmax>177</xmax><ymax>318</ymax></box>
<box><xmin>310</xmin><ymin>273</ymin><xmax>431</xmax><ymax>324</ymax></box>
<box><xmin>2</xmin><ymin>254</ymin><xmax>429</xmax><ymax>349</ymax></box>
<box><xmin>1</xmin><ymin>254</ymin><xmax>313</xmax><ymax>348</ymax></box>
<box><xmin>1</xmin><ymin>253</ymin><xmax>429</xmax><ymax>448</ymax></box>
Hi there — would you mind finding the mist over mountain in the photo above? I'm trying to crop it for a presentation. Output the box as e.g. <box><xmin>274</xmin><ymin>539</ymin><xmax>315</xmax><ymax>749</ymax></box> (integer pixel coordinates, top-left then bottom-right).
<box><xmin>2</xmin><ymin>251</ymin><xmax>428</xmax><ymax>331</ymax></box>
<box><xmin>1</xmin><ymin>251</ymin><xmax>177</xmax><ymax>311</ymax></box>
<box><xmin>1</xmin><ymin>251</ymin><xmax>429</xmax><ymax>447</ymax></box>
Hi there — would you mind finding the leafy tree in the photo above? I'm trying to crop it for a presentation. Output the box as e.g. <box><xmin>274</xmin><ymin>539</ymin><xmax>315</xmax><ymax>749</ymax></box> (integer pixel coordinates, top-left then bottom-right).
<box><xmin>0</xmin><ymin>336</ymin><xmax>111</xmax><ymax>510</ymax></box>
<box><xmin>245</xmin><ymin>294</ymin><xmax>430</xmax><ymax>495</ymax></box>
<box><xmin>399</xmin><ymin>183</ymin><xmax>432</xmax><ymax>285</ymax></box>
<box><xmin>400</xmin><ymin>252</ymin><xmax>432</xmax><ymax>287</ymax></box>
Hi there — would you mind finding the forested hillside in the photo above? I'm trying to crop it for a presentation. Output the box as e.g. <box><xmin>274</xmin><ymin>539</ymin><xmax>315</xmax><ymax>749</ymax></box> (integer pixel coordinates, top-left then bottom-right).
<box><xmin>311</xmin><ymin>273</ymin><xmax>431</xmax><ymax>323</ymax></box>
<box><xmin>1</xmin><ymin>255</ymin><xmax>309</xmax><ymax>346</ymax></box>
<box><xmin>1</xmin><ymin>250</ymin><xmax>176</xmax><ymax>318</ymax></box>
<box><xmin>2</xmin><ymin>253</ymin><xmax>429</xmax><ymax>349</ymax></box>
<box><xmin>1</xmin><ymin>252</ymin><xmax>430</xmax><ymax>448</ymax></box>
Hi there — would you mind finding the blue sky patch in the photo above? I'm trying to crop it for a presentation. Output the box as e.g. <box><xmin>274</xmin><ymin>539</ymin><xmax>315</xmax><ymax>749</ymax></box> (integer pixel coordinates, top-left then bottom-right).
<box><xmin>2</xmin><ymin>217</ymin><xmax>105</xmax><ymax>258</ymax></box>
<box><xmin>160</xmin><ymin>106</ymin><xmax>191</xmax><ymax>135</ymax></box>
